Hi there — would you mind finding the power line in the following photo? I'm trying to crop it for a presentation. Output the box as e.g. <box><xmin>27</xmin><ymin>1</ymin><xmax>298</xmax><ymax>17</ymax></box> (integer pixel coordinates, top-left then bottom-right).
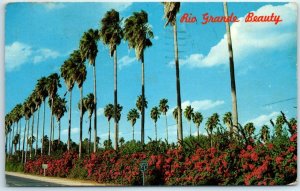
<box><xmin>263</xmin><ymin>97</ymin><xmax>296</xmax><ymax>106</ymax></box>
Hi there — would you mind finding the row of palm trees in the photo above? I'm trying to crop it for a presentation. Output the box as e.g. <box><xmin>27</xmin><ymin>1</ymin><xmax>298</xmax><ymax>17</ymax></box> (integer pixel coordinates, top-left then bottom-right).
<box><xmin>6</xmin><ymin>2</ymin><xmax>241</xmax><ymax>159</ymax></box>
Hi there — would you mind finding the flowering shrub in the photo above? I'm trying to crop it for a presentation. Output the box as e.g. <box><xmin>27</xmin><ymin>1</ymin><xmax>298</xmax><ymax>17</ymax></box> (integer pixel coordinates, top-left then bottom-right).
<box><xmin>24</xmin><ymin>126</ymin><xmax>297</xmax><ymax>185</ymax></box>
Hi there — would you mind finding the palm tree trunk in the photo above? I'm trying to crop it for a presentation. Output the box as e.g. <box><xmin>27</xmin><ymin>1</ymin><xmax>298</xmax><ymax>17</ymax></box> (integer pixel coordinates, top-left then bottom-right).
<box><xmin>88</xmin><ymin>116</ymin><xmax>92</xmax><ymax>154</ymax></box>
<box><xmin>165</xmin><ymin>115</ymin><xmax>168</xmax><ymax>142</ymax></box>
<box><xmin>15</xmin><ymin>121</ymin><xmax>19</xmax><ymax>153</ymax></box>
<box><xmin>41</xmin><ymin>100</ymin><xmax>46</xmax><ymax>155</ymax></box>
<box><xmin>173</xmin><ymin>20</ymin><xmax>183</xmax><ymax>145</ymax></box>
<box><xmin>141</xmin><ymin>54</ymin><xmax>145</xmax><ymax>145</ymax></box>
<box><xmin>52</xmin><ymin>116</ymin><xmax>54</xmax><ymax>142</ymax></box>
<box><xmin>48</xmin><ymin>98</ymin><xmax>53</xmax><ymax>156</ymax></box>
<box><xmin>25</xmin><ymin>118</ymin><xmax>31</xmax><ymax>164</ymax></box>
<box><xmin>113</xmin><ymin>49</ymin><xmax>118</xmax><ymax>150</ymax></box>
<box><xmin>58</xmin><ymin>119</ymin><xmax>61</xmax><ymax>144</ymax></box>
<box><xmin>155</xmin><ymin>122</ymin><xmax>157</xmax><ymax>141</ymax></box>
<box><xmin>189</xmin><ymin>121</ymin><xmax>192</xmax><ymax>137</ymax></box>
<box><xmin>79</xmin><ymin>87</ymin><xmax>83</xmax><ymax>158</ymax></box>
<box><xmin>30</xmin><ymin>112</ymin><xmax>35</xmax><ymax>159</ymax></box>
<box><xmin>68</xmin><ymin>90</ymin><xmax>72</xmax><ymax>151</ymax></box>
<box><xmin>223</xmin><ymin>2</ymin><xmax>238</xmax><ymax>132</ymax></box>
<box><xmin>93</xmin><ymin>64</ymin><xmax>97</xmax><ymax>153</ymax></box>
<box><xmin>108</xmin><ymin>120</ymin><xmax>111</xmax><ymax>142</ymax></box>
<box><xmin>11</xmin><ymin>123</ymin><xmax>15</xmax><ymax>154</ymax></box>
<box><xmin>132</xmin><ymin>125</ymin><xmax>135</xmax><ymax>141</ymax></box>
<box><xmin>34</xmin><ymin>106</ymin><xmax>40</xmax><ymax>156</ymax></box>
<box><xmin>22</xmin><ymin>120</ymin><xmax>27</xmax><ymax>163</ymax></box>
<box><xmin>197</xmin><ymin>126</ymin><xmax>200</xmax><ymax>140</ymax></box>
<box><xmin>18</xmin><ymin>120</ymin><xmax>22</xmax><ymax>152</ymax></box>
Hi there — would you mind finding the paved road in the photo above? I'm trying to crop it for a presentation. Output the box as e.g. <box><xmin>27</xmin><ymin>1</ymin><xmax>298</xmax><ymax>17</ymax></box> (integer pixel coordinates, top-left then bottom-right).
<box><xmin>6</xmin><ymin>174</ymin><xmax>66</xmax><ymax>187</ymax></box>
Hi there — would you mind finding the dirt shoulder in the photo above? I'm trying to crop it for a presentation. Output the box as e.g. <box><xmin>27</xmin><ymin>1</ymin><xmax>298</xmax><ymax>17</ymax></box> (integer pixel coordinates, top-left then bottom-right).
<box><xmin>5</xmin><ymin>171</ymin><xmax>116</xmax><ymax>186</ymax></box>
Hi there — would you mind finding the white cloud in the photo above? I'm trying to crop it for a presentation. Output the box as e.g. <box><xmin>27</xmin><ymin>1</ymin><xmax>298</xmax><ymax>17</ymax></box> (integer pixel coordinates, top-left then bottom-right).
<box><xmin>154</xmin><ymin>36</ymin><xmax>159</xmax><ymax>40</ymax></box>
<box><xmin>43</xmin><ymin>3</ymin><xmax>65</xmax><ymax>11</ymax></box>
<box><xmin>170</xmin><ymin>3</ymin><xmax>296</xmax><ymax>68</ymax></box>
<box><xmin>5</xmin><ymin>41</ymin><xmax>60</xmax><ymax>72</ymax></box>
<box><xmin>245</xmin><ymin>111</ymin><xmax>280</xmax><ymax>127</ymax></box>
<box><xmin>118</xmin><ymin>55</ymin><xmax>136</xmax><ymax>69</ymax></box>
<box><xmin>97</xmin><ymin>108</ymin><xmax>104</xmax><ymax>116</ymax></box>
<box><xmin>102</xmin><ymin>2</ymin><xmax>132</xmax><ymax>12</ymax></box>
<box><xmin>5</xmin><ymin>42</ymin><xmax>32</xmax><ymax>71</ymax></box>
<box><xmin>33</xmin><ymin>49</ymin><xmax>60</xmax><ymax>64</ymax></box>
<box><xmin>168</xmin><ymin>99</ymin><xmax>224</xmax><ymax>116</ymax></box>
<box><xmin>62</xmin><ymin>127</ymin><xmax>79</xmax><ymax>135</ymax></box>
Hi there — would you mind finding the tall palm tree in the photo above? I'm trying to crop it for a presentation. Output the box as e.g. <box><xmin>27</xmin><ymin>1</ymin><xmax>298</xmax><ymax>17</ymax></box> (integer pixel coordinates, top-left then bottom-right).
<box><xmin>71</xmin><ymin>50</ymin><xmax>87</xmax><ymax>158</ymax></box>
<box><xmin>60</xmin><ymin>59</ymin><xmax>76</xmax><ymax>151</ymax></box>
<box><xmin>32</xmin><ymin>90</ymin><xmax>42</xmax><ymax>156</ymax></box>
<box><xmin>159</xmin><ymin>99</ymin><xmax>169</xmax><ymax>142</ymax></box>
<box><xmin>163</xmin><ymin>2</ymin><xmax>183</xmax><ymax>145</ymax></box>
<box><xmin>127</xmin><ymin>108</ymin><xmax>140</xmax><ymax>141</ymax></box>
<box><xmin>124</xmin><ymin>10</ymin><xmax>153</xmax><ymax>145</ymax></box>
<box><xmin>223</xmin><ymin>112</ymin><xmax>233</xmax><ymax>137</ymax></box>
<box><xmin>206</xmin><ymin>113</ymin><xmax>220</xmax><ymax>148</ymax></box>
<box><xmin>184</xmin><ymin>105</ymin><xmax>194</xmax><ymax>137</ymax></box>
<box><xmin>36</xmin><ymin>77</ymin><xmax>49</xmax><ymax>155</ymax></box>
<box><xmin>83</xmin><ymin>93</ymin><xmax>95</xmax><ymax>154</ymax></box>
<box><xmin>46</xmin><ymin>73</ymin><xmax>61</xmax><ymax>156</ymax></box>
<box><xmin>104</xmin><ymin>104</ymin><xmax>114</xmax><ymax>142</ymax></box>
<box><xmin>150</xmin><ymin>107</ymin><xmax>161</xmax><ymax>141</ymax></box>
<box><xmin>78</xmin><ymin>98</ymin><xmax>87</xmax><ymax>155</ymax></box>
<box><xmin>100</xmin><ymin>9</ymin><xmax>123</xmax><ymax>150</ymax></box>
<box><xmin>80</xmin><ymin>28</ymin><xmax>99</xmax><ymax>153</ymax></box>
<box><xmin>223</xmin><ymin>2</ymin><xmax>239</xmax><ymax>132</ymax></box>
<box><xmin>52</xmin><ymin>94</ymin><xmax>67</xmax><ymax>144</ymax></box>
<box><xmin>192</xmin><ymin>112</ymin><xmax>203</xmax><ymax>140</ymax></box>
<box><xmin>28</xmin><ymin>94</ymin><xmax>37</xmax><ymax>159</ymax></box>
<box><xmin>244</xmin><ymin>122</ymin><xmax>255</xmax><ymax>140</ymax></box>
<box><xmin>23</xmin><ymin>99</ymin><xmax>32</xmax><ymax>163</ymax></box>
<box><xmin>260</xmin><ymin>125</ymin><xmax>270</xmax><ymax>143</ymax></box>
<box><xmin>13</xmin><ymin>134</ymin><xmax>20</xmax><ymax>155</ymax></box>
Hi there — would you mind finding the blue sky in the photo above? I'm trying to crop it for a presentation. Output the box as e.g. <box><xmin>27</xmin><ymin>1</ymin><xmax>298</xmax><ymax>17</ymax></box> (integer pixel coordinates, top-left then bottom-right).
<box><xmin>5</xmin><ymin>2</ymin><xmax>297</xmax><ymax>146</ymax></box>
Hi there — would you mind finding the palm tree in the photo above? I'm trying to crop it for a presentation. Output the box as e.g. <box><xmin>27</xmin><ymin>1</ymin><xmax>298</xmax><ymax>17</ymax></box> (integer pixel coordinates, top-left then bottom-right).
<box><xmin>23</xmin><ymin>99</ymin><xmax>32</xmax><ymax>163</ymax></box>
<box><xmin>159</xmin><ymin>99</ymin><xmax>169</xmax><ymax>142</ymax></box>
<box><xmin>104</xmin><ymin>104</ymin><xmax>114</xmax><ymax>142</ymax></box>
<box><xmin>260</xmin><ymin>125</ymin><xmax>270</xmax><ymax>143</ymax></box>
<box><xmin>83</xmin><ymin>93</ymin><xmax>95</xmax><ymax>154</ymax></box>
<box><xmin>78</xmin><ymin>97</ymin><xmax>87</xmax><ymax>156</ymax></box>
<box><xmin>28</xmin><ymin>94</ymin><xmax>37</xmax><ymax>159</ymax></box>
<box><xmin>184</xmin><ymin>105</ymin><xmax>194</xmax><ymax>137</ymax></box>
<box><xmin>100</xmin><ymin>9</ymin><xmax>123</xmax><ymax>150</ymax></box>
<box><xmin>46</xmin><ymin>73</ymin><xmax>61</xmax><ymax>156</ymax></box>
<box><xmin>127</xmin><ymin>108</ymin><xmax>140</xmax><ymax>141</ymax></box>
<box><xmin>163</xmin><ymin>2</ymin><xmax>183</xmax><ymax>145</ymax></box>
<box><xmin>36</xmin><ymin>77</ymin><xmax>49</xmax><ymax>155</ymax></box>
<box><xmin>52</xmin><ymin>94</ymin><xmax>67</xmax><ymax>144</ymax></box>
<box><xmin>206</xmin><ymin>113</ymin><xmax>220</xmax><ymax>148</ymax></box>
<box><xmin>223</xmin><ymin>112</ymin><xmax>233</xmax><ymax>137</ymax></box>
<box><xmin>13</xmin><ymin>134</ymin><xmax>20</xmax><ymax>155</ymax></box>
<box><xmin>223</xmin><ymin>2</ymin><xmax>239</xmax><ymax>132</ymax></box>
<box><xmin>32</xmin><ymin>90</ymin><xmax>42</xmax><ymax>156</ymax></box>
<box><xmin>114</xmin><ymin>104</ymin><xmax>123</xmax><ymax>124</ymax></box>
<box><xmin>71</xmin><ymin>50</ymin><xmax>87</xmax><ymax>158</ymax></box>
<box><xmin>192</xmin><ymin>112</ymin><xmax>203</xmax><ymax>140</ymax></box>
<box><xmin>244</xmin><ymin>122</ymin><xmax>255</xmax><ymax>140</ymax></box>
<box><xmin>80</xmin><ymin>28</ymin><xmax>99</xmax><ymax>153</ymax></box>
<box><xmin>119</xmin><ymin>137</ymin><xmax>125</xmax><ymax>147</ymax></box>
<box><xmin>150</xmin><ymin>107</ymin><xmax>161</xmax><ymax>141</ymax></box>
<box><xmin>275</xmin><ymin>115</ymin><xmax>285</xmax><ymax>137</ymax></box>
<box><xmin>124</xmin><ymin>10</ymin><xmax>153</xmax><ymax>145</ymax></box>
<box><xmin>60</xmin><ymin>59</ymin><xmax>76</xmax><ymax>151</ymax></box>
